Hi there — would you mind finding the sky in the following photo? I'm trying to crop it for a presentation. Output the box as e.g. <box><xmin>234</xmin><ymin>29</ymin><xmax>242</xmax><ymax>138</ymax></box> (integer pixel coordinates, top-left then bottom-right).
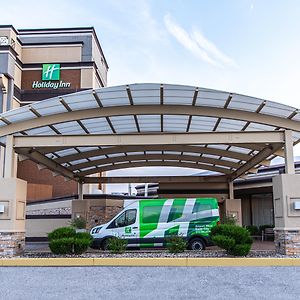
<box><xmin>2</xmin><ymin>0</ymin><xmax>300</xmax><ymax>193</ymax></box>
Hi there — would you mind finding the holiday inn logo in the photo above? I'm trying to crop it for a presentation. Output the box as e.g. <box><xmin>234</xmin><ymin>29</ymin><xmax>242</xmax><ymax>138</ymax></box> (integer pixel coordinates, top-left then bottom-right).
<box><xmin>42</xmin><ymin>64</ymin><xmax>60</xmax><ymax>80</ymax></box>
<box><xmin>32</xmin><ymin>63</ymin><xmax>71</xmax><ymax>89</ymax></box>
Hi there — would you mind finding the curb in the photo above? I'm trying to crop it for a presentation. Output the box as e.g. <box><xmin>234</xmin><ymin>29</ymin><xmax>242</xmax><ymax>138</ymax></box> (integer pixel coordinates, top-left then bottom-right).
<box><xmin>0</xmin><ymin>257</ymin><xmax>300</xmax><ymax>267</ymax></box>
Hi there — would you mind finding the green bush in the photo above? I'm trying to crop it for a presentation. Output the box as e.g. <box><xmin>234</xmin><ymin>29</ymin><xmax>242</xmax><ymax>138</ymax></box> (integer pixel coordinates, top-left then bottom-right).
<box><xmin>48</xmin><ymin>227</ymin><xmax>92</xmax><ymax>255</ymax></box>
<box><xmin>246</xmin><ymin>225</ymin><xmax>260</xmax><ymax>236</ymax></box>
<box><xmin>230</xmin><ymin>244</ymin><xmax>252</xmax><ymax>256</ymax></box>
<box><xmin>48</xmin><ymin>227</ymin><xmax>76</xmax><ymax>241</ymax></box>
<box><xmin>49</xmin><ymin>238</ymin><xmax>74</xmax><ymax>255</ymax></box>
<box><xmin>210</xmin><ymin>224</ymin><xmax>253</xmax><ymax>256</ymax></box>
<box><xmin>73</xmin><ymin>238</ymin><xmax>92</xmax><ymax>255</ymax></box>
<box><xmin>70</xmin><ymin>216</ymin><xmax>87</xmax><ymax>229</ymax></box>
<box><xmin>212</xmin><ymin>235</ymin><xmax>235</xmax><ymax>250</ymax></box>
<box><xmin>166</xmin><ymin>235</ymin><xmax>187</xmax><ymax>253</ymax></box>
<box><xmin>75</xmin><ymin>232</ymin><xmax>92</xmax><ymax>241</ymax></box>
<box><xmin>107</xmin><ymin>237</ymin><xmax>128</xmax><ymax>254</ymax></box>
<box><xmin>221</xmin><ymin>216</ymin><xmax>237</xmax><ymax>225</ymax></box>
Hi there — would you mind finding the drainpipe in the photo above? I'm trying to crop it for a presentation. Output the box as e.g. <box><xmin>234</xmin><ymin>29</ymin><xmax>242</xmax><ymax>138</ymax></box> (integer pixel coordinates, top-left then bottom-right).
<box><xmin>6</xmin><ymin>78</ymin><xmax>14</xmax><ymax>111</ymax></box>
<box><xmin>0</xmin><ymin>74</ymin><xmax>6</xmax><ymax>113</ymax></box>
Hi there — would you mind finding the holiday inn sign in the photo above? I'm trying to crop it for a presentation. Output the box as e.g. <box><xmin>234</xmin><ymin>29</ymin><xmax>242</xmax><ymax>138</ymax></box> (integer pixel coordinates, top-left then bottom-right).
<box><xmin>42</xmin><ymin>64</ymin><xmax>61</xmax><ymax>80</ymax></box>
<box><xmin>32</xmin><ymin>63</ymin><xmax>71</xmax><ymax>89</ymax></box>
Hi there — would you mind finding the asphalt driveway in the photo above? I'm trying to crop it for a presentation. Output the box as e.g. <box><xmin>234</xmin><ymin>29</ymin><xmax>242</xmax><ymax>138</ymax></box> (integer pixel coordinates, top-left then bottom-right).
<box><xmin>0</xmin><ymin>266</ymin><xmax>299</xmax><ymax>300</ymax></box>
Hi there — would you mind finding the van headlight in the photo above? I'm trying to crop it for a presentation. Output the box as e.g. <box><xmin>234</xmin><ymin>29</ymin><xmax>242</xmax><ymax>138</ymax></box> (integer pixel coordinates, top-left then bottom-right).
<box><xmin>91</xmin><ymin>227</ymin><xmax>102</xmax><ymax>234</ymax></box>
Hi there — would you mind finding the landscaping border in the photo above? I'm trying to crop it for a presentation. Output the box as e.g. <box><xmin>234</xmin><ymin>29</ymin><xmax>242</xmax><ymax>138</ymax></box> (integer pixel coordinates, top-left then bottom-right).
<box><xmin>0</xmin><ymin>257</ymin><xmax>300</xmax><ymax>267</ymax></box>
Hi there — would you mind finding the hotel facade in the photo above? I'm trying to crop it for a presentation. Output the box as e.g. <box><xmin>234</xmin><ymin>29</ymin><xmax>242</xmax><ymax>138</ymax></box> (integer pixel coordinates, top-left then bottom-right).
<box><xmin>0</xmin><ymin>25</ymin><xmax>108</xmax><ymax>201</ymax></box>
<box><xmin>1</xmin><ymin>25</ymin><xmax>300</xmax><ymax>257</ymax></box>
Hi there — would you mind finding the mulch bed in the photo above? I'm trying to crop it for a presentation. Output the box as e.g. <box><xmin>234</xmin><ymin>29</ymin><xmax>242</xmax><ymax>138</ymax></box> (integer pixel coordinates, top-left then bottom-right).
<box><xmin>7</xmin><ymin>249</ymin><xmax>298</xmax><ymax>258</ymax></box>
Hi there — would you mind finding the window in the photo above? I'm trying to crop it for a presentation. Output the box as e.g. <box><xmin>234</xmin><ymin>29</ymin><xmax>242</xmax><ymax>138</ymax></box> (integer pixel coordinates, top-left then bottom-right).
<box><xmin>126</xmin><ymin>209</ymin><xmax>137</xmax><ymax>226</ymax></box>
<box><xmin>115</xmin><ymin>212</ymin><xmax>126</xmax><ymax>227</ymax></box>
<box><xmin>142</xmin><ymin>206</ymin><xmax>162</xmax><ymax>224</ymax></box>
<box><xmin>108</xmin><ymin>209</ymin><xmax>137</xmax><ymax>228</ymax></box>
<box><xmin>192</xmin><ymin>203</ymin><xmax>211</xmax><ymax>214</ymax></box>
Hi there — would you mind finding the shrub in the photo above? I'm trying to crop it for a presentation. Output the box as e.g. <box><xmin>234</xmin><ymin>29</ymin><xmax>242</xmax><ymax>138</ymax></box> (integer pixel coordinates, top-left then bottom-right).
<box><xmin>166</xmin><ymin>235</ymin><xmax>187</xmax><ymax>253</ymax></box>
<box><xmin>76</xmin><ymin>232</ymin><xmax>93</xmax><ymax>241</ymax></box>
<box><xmin>48</xmin><ymin>227</ymin><xmax>76</xmax><ymax>241</ymax></box>
<box><xmin>73</xmin><ymin>238</ymin><xmax>92</xmax><ymax>255</ymax></box>
<box><xmin>230</xmin><ymin>244</ymin><xmax>252</xmax><ymax>256</ymax></box>
<box><xmin>48</xmin><ymin>227</ymin><xmax>92</xmax><ymax>255</ymax></box>
<box><xmin>210</xmin><ymin>224</ymin><xmax>253</xmax><ymax>256</ymax></box>
<box><xmin>222</xmin><ymin>216</ymin><xmax>237</xmax><ymax>225</ymax></box>
<box><xmin>212</xmin><ymin>235</ymin><xmax>235</xmax><ymax>250</ymax></box>
<box><xmin>107</xmin><ymin>237</ymin><xmax>128</xmax><ymax>254</ymax></box>
<box><xmin>246</xmin><ymin>225</ymin><xmax>260</xmax><ymax>236</ymax></box>
<box><xmin>49</xmin><ymin>238</ymin><xmax>74</xmax><ymax>255</ymax></box>
<box><xmin>70</xmin><ymin>216</ymin><xmax>87</xmax><ymax>229</ymax></box>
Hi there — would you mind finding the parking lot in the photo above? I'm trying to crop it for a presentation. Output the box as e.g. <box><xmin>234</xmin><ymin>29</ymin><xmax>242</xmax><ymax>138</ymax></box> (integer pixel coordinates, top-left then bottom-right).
<box><xmin>0</xmin><ymin>266</ymin><xmax>299</xmax><ymax>300</ymax></box>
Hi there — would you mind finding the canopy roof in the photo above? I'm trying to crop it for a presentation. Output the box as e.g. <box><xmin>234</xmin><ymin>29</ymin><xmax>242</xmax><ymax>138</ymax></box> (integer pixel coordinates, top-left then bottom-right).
<box><xmin>1</xmin><ymin>83</ymin><xmax>299</xmax><ymax>182</ymax></box>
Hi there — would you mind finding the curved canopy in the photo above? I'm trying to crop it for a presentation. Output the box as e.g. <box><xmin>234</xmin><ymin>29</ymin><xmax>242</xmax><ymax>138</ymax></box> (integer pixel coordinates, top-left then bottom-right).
<box><xmin>0</xmin><ymin>83</ymin><xmax>299</xmax><ymax>182</ymax></box>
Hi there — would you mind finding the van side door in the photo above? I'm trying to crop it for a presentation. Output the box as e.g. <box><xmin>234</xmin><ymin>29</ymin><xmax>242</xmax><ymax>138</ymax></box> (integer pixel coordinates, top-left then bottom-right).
<box><xmin>106</xmin><ymin>209</ymin><xmax>138</xmax><ymax>245</ymax></box>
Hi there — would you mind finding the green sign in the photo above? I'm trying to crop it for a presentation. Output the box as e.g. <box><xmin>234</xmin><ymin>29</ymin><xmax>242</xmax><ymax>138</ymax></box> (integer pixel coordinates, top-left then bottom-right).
<box><xmin>42</xmin><ymin>64</ymin><xmax>60</xmax><ymax>81</ymax></box>
<box><xmin>125</xmin><ymin>227</ymin><xmax>132</xmax><ymax>234</ymax></box>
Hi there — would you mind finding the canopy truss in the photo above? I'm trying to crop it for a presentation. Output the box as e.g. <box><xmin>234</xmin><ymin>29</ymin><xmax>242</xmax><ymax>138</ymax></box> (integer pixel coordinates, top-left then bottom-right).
<box><xmin>0</xmin><ymin>83</ymin><xmax>299</xmax><ymax>184</ymax></box>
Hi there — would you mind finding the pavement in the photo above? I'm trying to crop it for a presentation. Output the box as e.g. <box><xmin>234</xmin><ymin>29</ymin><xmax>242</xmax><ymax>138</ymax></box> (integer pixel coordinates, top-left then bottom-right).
<box><xmin>0</xmin><ymin>266</ymin><xmax>299</xmax><ymax>300</ymax></box>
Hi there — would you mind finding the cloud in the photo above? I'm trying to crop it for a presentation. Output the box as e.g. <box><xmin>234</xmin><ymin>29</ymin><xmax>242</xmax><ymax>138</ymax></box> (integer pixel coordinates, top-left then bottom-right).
<box><xmin>191</xmin><ymin>30</ymin><xmax>239</xmax><ymax>68</ymax></box>
<box><xmin>164</xmin><ymin>14</ymin><xmax>220</xmax><ymax>66</ymax></box>
<box><xmin>164</xmin><ymin>13</ymin><xmax>237</xmax><ymax>68</ymax></box>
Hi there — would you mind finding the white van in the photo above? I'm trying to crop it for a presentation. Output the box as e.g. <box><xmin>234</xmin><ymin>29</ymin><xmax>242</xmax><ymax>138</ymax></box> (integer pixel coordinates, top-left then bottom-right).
<box><xmin>90</xmin><ymin>198</ymin><xmax>220</xmax><ymax>251</ymax></box>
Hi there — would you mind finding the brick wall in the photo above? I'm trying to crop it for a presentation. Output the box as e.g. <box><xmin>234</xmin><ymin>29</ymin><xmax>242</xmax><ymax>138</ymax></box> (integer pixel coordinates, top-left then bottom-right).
<box><xmin>18</xmin><ymin>160</ymin><xmax>77</xmax><ymax>200</ymax></box>
<box><xmin>0</xmin><ymin>232</ymin><xmax>25</xmax><ymax>256</ymax></box>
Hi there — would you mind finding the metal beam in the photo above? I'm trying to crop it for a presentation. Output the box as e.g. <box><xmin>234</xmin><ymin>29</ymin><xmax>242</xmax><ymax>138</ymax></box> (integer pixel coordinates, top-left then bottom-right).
<box><xmin>229</xmin><ymin>143</ymin><xmax>283</xmax><ymax>180</ymax></box>
<box><xmin>68</xmin><ymin>153</ymin><xmax>241</xmax><ymax>171</ymax></box>
<box><xmin>1</xmin><ymin>105</ymin><xmax>300</xmax><ymax>137</ymax></box>
<box><xmin>16</xmin><ymin>148</ymin><xmax>77</xmax><ymax>181</ymax></box>
<box><xmin>14</xmin><ymin>131</ymin><xmax>285</xmax><ymax>148</ymax></box>
<box><xmin>48</xmin><ymin>145</ymin><xmax>253</xmax><ymax>164</ymax></box>
<box><xmin>78</xmin><ymin>182</ymin><xmax>83</xmax><ymax>200</ymax></box>
<box><xmin>83</xmin><ymin>175</ymin><xmax>228</xmax><ymax>184</ymax></box>
<box><xmin>77</xmin><ymin>161</ymin><xmax>233</xmax><ymax>177</ymax></box>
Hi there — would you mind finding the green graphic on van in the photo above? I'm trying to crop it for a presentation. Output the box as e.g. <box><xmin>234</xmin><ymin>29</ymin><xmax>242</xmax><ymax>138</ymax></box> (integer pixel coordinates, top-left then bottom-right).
<box><xmin>139</xmin><ymin>198</ymin><xmax>219</xmax><ymax>239</ymax></box>
<box><xmin>42</xmin><ymin>64</ymin><xmax>60</xmax><ymax>80</ymax></box>
<box><xmin>125</xmin><ymin>227</ymin><xmax>132</xmax><ymax>234</ymax></box>
<box><xmin>90</xmin><ymin>198</ymin><xmax>220</xmax><ymax>250</ymax></box>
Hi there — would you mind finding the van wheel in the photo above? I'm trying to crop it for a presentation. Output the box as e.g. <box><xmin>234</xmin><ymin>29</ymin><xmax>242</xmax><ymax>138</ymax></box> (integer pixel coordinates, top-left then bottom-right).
<box><xmin>101</xmin><ymin>238</ymin><xmax>111</xmax><ymax>251</ymax></box>
<box><xmin>188</xmin><ymin>238</ymin><xmax>206</xmax><ymax>251</ymax></box>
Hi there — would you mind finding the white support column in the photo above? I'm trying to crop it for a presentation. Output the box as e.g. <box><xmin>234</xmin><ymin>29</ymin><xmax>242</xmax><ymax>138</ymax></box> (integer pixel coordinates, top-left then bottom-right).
<box><xmin>284</xmin><ymin>130</ymin><xmax>295</xmax><ymax>174</ymax></box>
<box><xmin>4</xmin><ymin>135</ymin><xmax>17</xmax><ymax>179</ymax></box>
<box><xmin>228</xmin><ymin>181</ymin><xmax>234</xmax><ymax>199</ymax></box>
<box><xmin>78</xmin><ymin>182</ymin><xmax>83</xmax><ymax>200</ymax></box>
<box><xmin>0</xmin><ymin>135</ymin><xmax>27</xmax><ymax>257</ymax></box>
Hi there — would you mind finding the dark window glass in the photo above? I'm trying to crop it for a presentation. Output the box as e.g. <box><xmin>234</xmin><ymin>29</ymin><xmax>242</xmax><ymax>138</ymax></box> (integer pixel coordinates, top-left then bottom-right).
<box><xmin>192</xmin><ymin>203</ymin><xmax>211</xmax><ymax>214</ymax></box>
<box><xmin>115</xmin><ymin>212</ymin><xmax>126</xmax><ymax>227</ymax></box>
<box><xmin>126</xmin><ymin>209</ymin><xmax>137</xmax><ymax>226</ymax></box>
<box><xmin>142</xmin><ymin>206</ymin><xmax>162</xmax><ymax>224</ymax></box>
<box><xmin>108</xmin><ymin>209</ymin><xmax>137</xmax><ymax>228</ymax></box>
